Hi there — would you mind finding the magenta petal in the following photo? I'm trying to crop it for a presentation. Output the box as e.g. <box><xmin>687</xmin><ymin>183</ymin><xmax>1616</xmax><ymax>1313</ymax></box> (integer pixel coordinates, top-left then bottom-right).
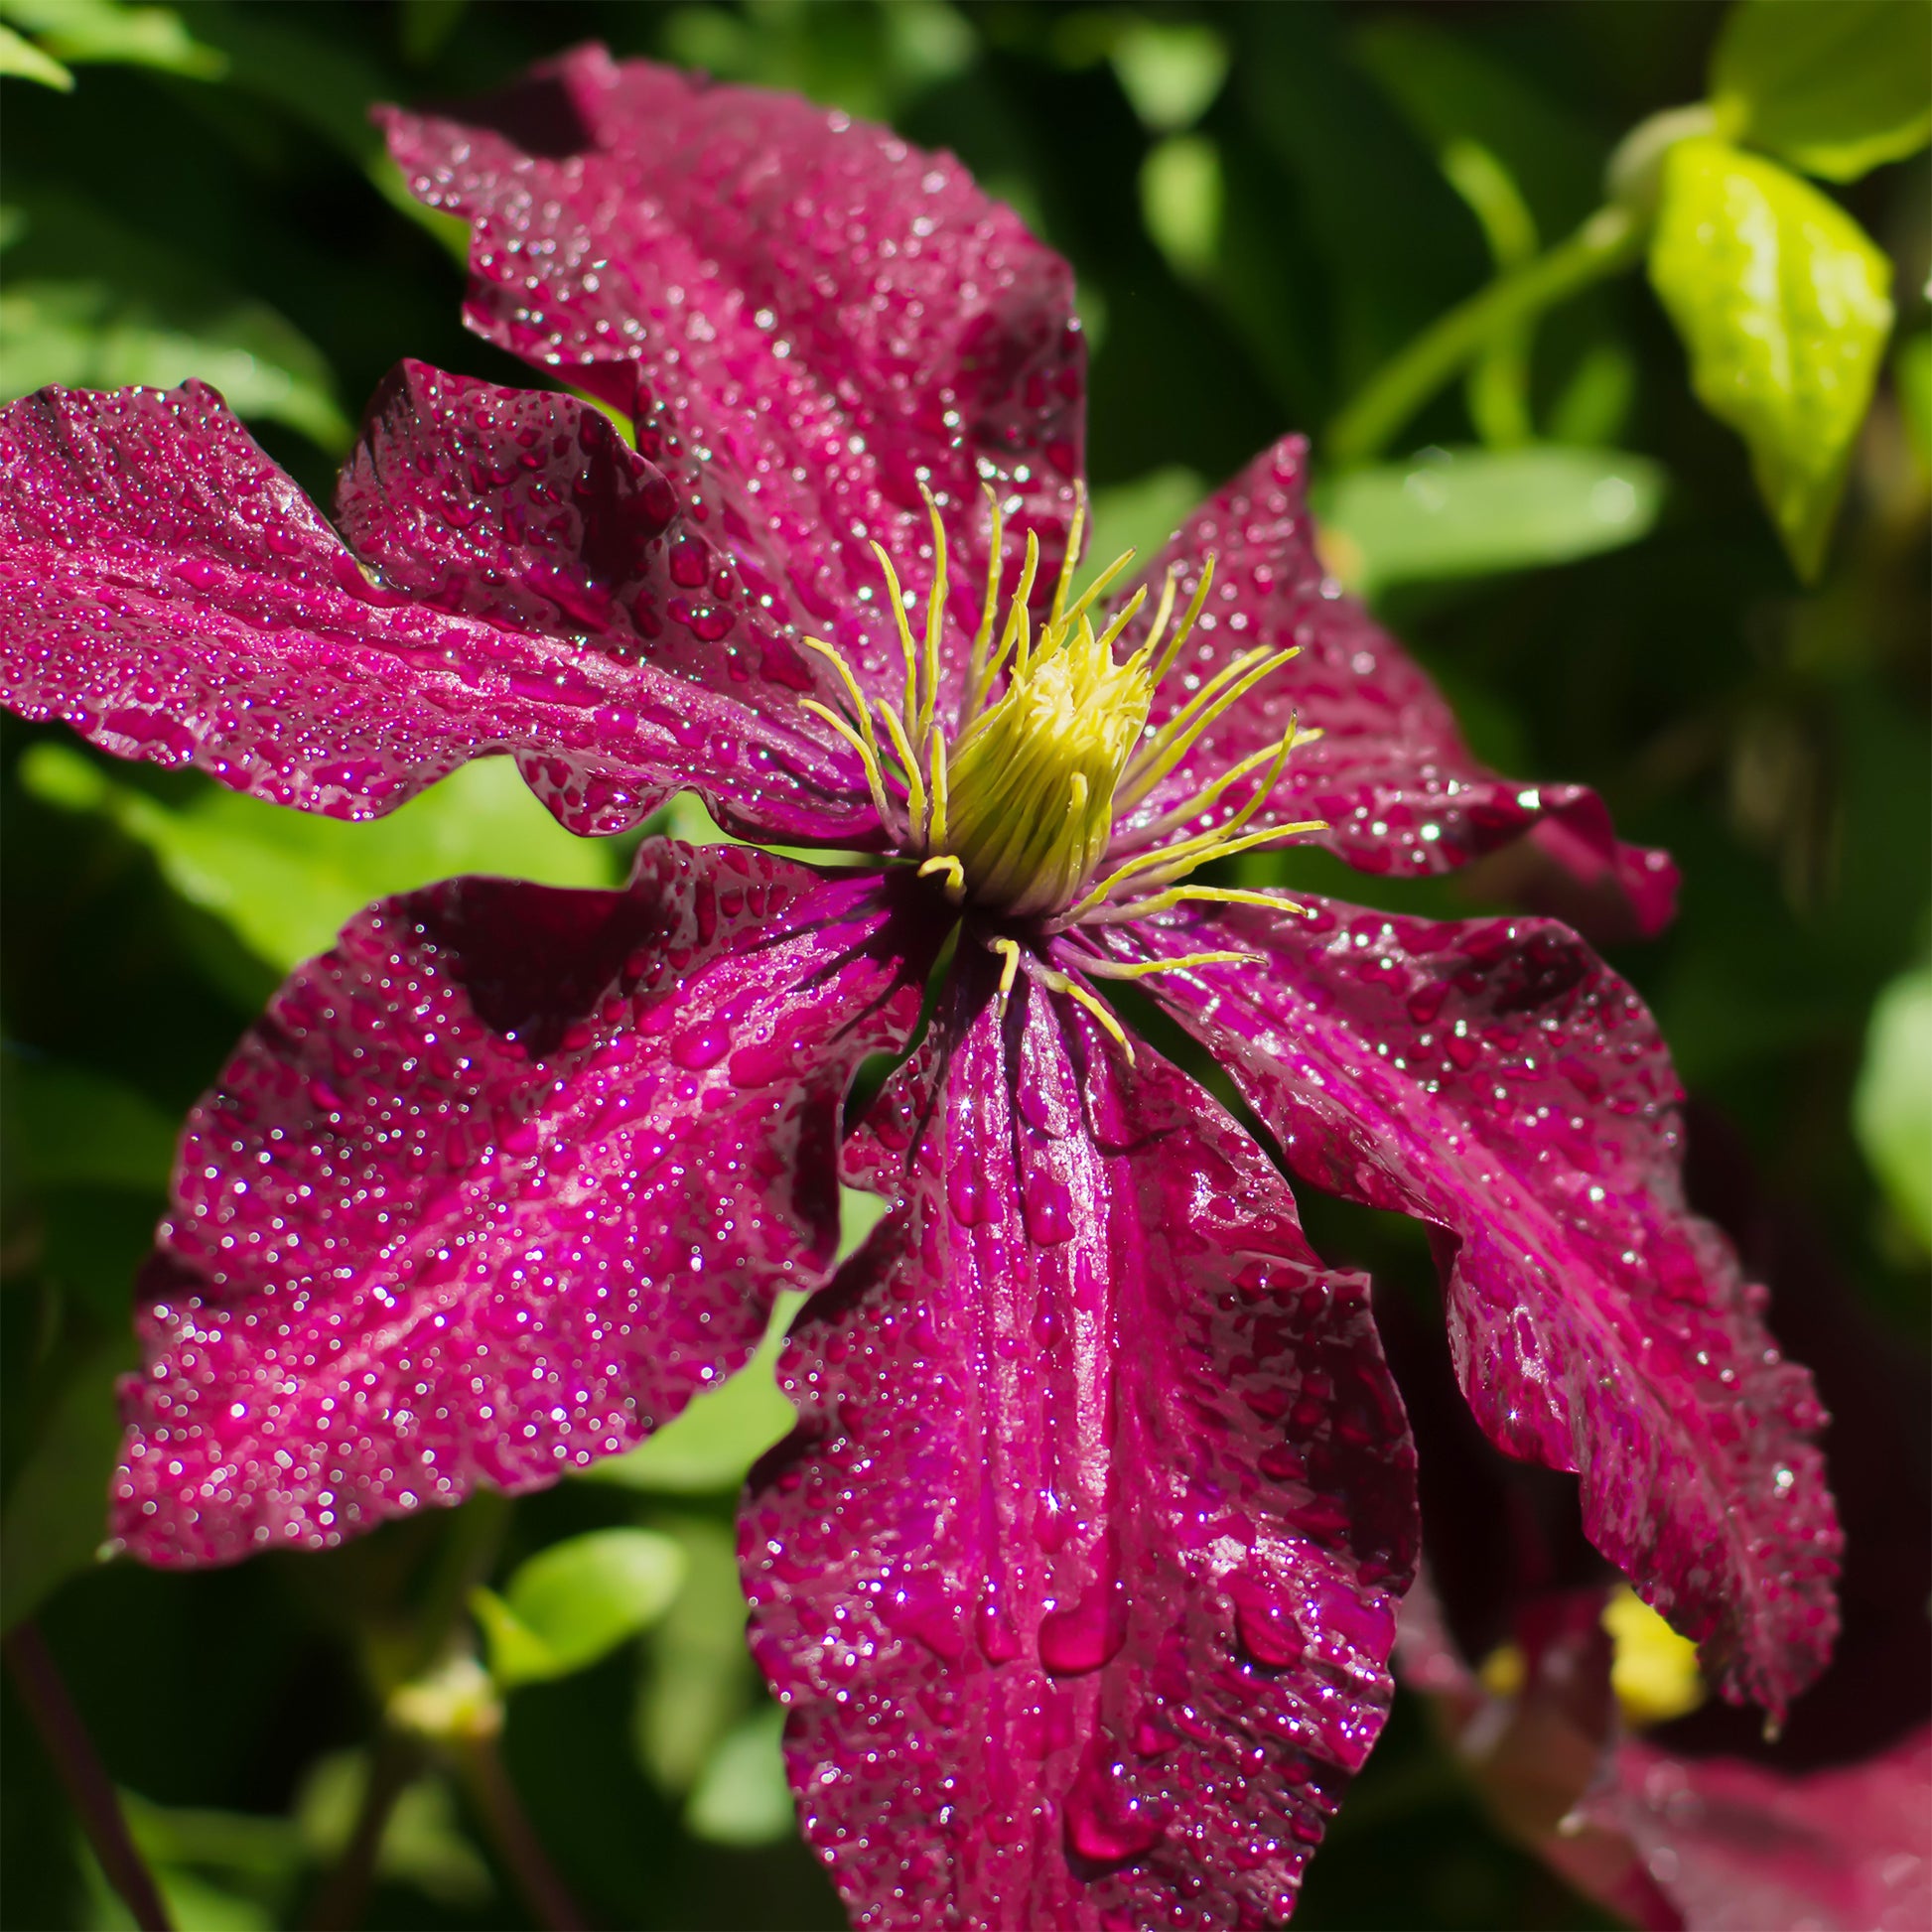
<box><xmin>378</xmin><ymin>47</ymin><xmax>1084</xmax><ymax>712</ymax></box>
<box><xmin>1</xmin><ymin>379</ymin><xmax>868</xmax><ymax>839</ymax></box>
<box><xmin>112</xmin><ymin>844</ymin><xmax>935</xmax><ymax>1567</ymax></box>
<box><xmin>1126</xmin><ymin>897</ymin><xmax>1839</xmax><ymax>1719</ymax></box>
<box><xmin>1110</xmin><ymin>438</ymin><xmax>1677</xmax><ymax>934</ymax></box>
<box><xmin>334</xmin><ymin>359</ymin><xmax>871</xmax><ymax>840</ymax></box>
<box><xmin>1588</xmin><ymin>1725</ymin><xmax>1932</xmax><ymax>1932</ymax></box>
<box><xmin>742</xmin><ymin>959</ymin><xmax>1418</xmax><ymax>1929</ymax></box>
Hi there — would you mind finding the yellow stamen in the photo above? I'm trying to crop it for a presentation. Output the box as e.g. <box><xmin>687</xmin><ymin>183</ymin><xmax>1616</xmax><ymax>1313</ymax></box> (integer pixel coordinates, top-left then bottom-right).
<box><xmin>992</xmin><ymin>935</ymin><xmax>1023</xmax><ymax>1003</ymax></box>
<box><xmin>1048</xmin><ymin>480</ymin><xmax>1087</xmax><ymax>627</ymax></box>
<box><xmin>1035</xmin><ymin>959</ymin><xmax>1136</xmax><ymax>1063</ymax></box>
<box><xmin>1075</xmin><ymin>948</ymin><xmax>1261</xmax><ymax>982</ymax></box>
<box><xmin>799</xmin><ymin>698</ymin><xmax>895</xmax><ymax>827</ymax></box>
<box><xmin>918</xmin><ymin>854</ymin><xmax>966</xmax><ymax>899</ymax></box>
<box><xmin>1065</xmin><ymin>885</ymin><xmax>1301</xmax><ymax>929</ymax></box>
<box><xmin>795</xmin><ymin>488</ymin><xmax>1322</xmax><ymax>932</ymax></box>
<box><xmin>870</xmin><ymin>540</ymin><xmax>921</xmax><ymax>728</ymax></box>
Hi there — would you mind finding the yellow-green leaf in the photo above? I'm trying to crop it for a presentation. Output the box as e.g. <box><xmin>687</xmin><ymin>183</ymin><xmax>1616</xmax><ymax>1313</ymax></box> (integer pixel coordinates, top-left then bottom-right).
<box><xmin>1854</xmin><ymin>963</ymin><xmax>1932</xmax><ymax>1252</ymax></box>
<box><xmin>0</xmin><ymin>22</ymin><xmax>71</xmax><ymax>86</ymax></box>
<box><xmin>1713</xmin><ymin>0</ymin><xmax>1932</xmax><ymax>184</ymax></box>
<box><xmin>475</xmin><ymin>1529</ymin><xmax>686</xmax><ymax>1689</ymax></box>
<box><xmin>1649</xmin><ymin>138</ymin><xmax>1892</xmax><ymax>581</ymax></box>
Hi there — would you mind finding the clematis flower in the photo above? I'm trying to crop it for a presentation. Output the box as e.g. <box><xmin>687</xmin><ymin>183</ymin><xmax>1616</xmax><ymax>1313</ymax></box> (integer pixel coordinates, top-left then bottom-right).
<box><xmin>0</xmin><ymin>48</ymin><xmax>1844</xmax><ymax>1928</ymax></box>
<box><xmin>1387</xmin><ymin>1103</ymin><xmax>1929</xmax><ymax>1931</ymax></box>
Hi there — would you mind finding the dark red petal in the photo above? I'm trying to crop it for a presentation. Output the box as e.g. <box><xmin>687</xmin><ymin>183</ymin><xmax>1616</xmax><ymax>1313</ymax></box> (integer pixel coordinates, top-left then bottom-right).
<box><xmin>742</xmin><ymin>955</ymin><xmax>1418</xmax><ymax>1929</ymax></box>
<box><xmin>113</xmin><ymin>845</ymin><xmax>935</xmax><ymax>1566</ymax></box>
<box><xmin>1</xmin><ymin>379</ymin><xmax>870</xmax><ymax>840</ymax></box>
<box><xmin>1110</xmin><ymin>438</ymin><xmax>1677</xmax><ymax>935</ymax></box>
<box><xmin>1124</xmin><ymin>897</ymin><xmax>1839</xmax><ymax>1719</ymax></box>
<box><xmin>378</xmin><ymin>47</ymin><xmax>1084</xmax><ymax>715</ymax></box>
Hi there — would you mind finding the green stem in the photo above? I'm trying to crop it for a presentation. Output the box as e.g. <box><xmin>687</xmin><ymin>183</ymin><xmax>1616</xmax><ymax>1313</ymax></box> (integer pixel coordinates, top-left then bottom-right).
<box><xmin>1327</xmin><ymin>204</ymin><xmax>1646</xmax><ymax>466</ymax></box>
<box><xmin>4</xmin><ymin>1622</ymin><xmax>174</xmax><ymax>1932</ymax></box>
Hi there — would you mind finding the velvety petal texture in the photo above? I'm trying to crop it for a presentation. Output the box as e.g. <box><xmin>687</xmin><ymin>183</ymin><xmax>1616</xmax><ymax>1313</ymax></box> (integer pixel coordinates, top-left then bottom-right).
<box><xmin>1110</xmin><ymin>439</ymin><xmax>1678</xmax><ymax>935</ymax></box>
<box><xmin>1115</xmin><ymin>897</ymin><xmax>1838</xmax><ymax>1717</ymax></box>
<box><xmin>0</xmin><ymin>377</ymin><xmax>870</xmax><ymax>841</ymax></box>
<box><xmin>1587</xmin><ymin>1725</ymin><xmax>1932</xmax><ymax>1932</ymax></box>
<box><xmin>114</xmin><ymin>844</ymin><xmax>936</xmax><ymax>1566</ymax></box>
<box><xmin>742</xmin><ymin>958</ymin><xmax>1418</xmax><ymax>1929</ymax></box>
<box><xmin>380</xmin><ymin>46</ymin><xmax>1084</xmax><ymax>717</ymax></box>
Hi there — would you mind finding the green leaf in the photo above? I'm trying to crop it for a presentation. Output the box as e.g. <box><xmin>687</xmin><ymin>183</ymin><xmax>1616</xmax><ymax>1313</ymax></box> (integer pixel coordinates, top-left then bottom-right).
<box><xmin>1713</xmin><ymin>0</ymin><xmax>1932</xmax><ymax>183</ymax></box>
<box><xmin>0</xmin><ymin>1338</ymin><xmax>130</xmax><ymax>1629</ymax></box>
<box><xmin>2</xmin><ymin>1050</ymin><xmax>177</xmax><ymax>1192</ymax></box>
<box><xmin>0</xmin><ymin>0</ymin><xmax>224</xmax><ymax>77</ymax></box>
<box><xmin>474</xmin><ymin>1529</ymin><xmax>686</xmax><ymax>1689</ymax></box>
<box><xmin>579</xmin><ymin>1291</ymin><xmax>804</xmax><ymax>1495</ymax></box>
<box><xmin>1085</xmin><ymin>466</ymin><xmax>1207</xmax><ymax>577</ymax></box>
<box><xmin>1896</xmin><ymin>333</ymin><xmax>1932</xmax><ymax>479</ymax></box>
<box><xmin>632</xmin><ymin>1518</ymin><xmax>755</xmax><ymax>1793</ymax></box>
<box><xmin>1854</xmin><ymin>963</ymin><xmax>1932</xmax><ymax>1251</ymax></box>
<box><xmin>683</xmin><ymin>1704</ymin><xmax>795</xmax><ymax>1847</ymax></box>
<box><xmin>0</xmin><ymin>280</ymin><xmax>350</xmax><ymax>451</ymax></box>
<box><xmin>20</xmin><ymin>748</ymin><xmax>621</xmax><ymax>974</ymax></box>
<box><xmin>1139</xmin><ymin>133</ymin><xmax>1222</xmax><ymax>285</ymax></box>
<box><xmin>296</xmin><ymin>1754</ymin><xmax>490</xmax><ymax>1906</ymax></box>
<box><xmin>1649</xmin><ymin>138</ymin><xmax>1893</xmax><ymax>581</ymax></box>
<box><xmin>1109</xmin><ymin>20</ymin><xmax>1228</xmax><ymax>133</ymax></box>
<box><xmin>0</xmin><ymin>22</ymin><xmax>71</xmax><ymax>86</ymax></box>
<box><xmin>1315</xmin><ymin>445</ymin><xmax>1665</xmax><ymax>596</ymax></box>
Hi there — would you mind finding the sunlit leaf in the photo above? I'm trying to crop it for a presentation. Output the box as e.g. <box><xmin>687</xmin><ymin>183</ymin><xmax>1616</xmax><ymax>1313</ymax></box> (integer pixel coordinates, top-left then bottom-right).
<box><xmin>1140</xmin><ymin>133</ymin><xmax>1222</xmax><ymax>285</ymax></box>
<box><xmin>580</xmin><ymin>1291</ymin><xmax>804</xmax><ymax>1495</ymax></box>
<box><xmin>1109</xmin><ymin>19</ymin><xmax>1228</xmax><ymax>133</ymax></box>
<box><xmin>632</xmin><ymin>1518</ymin><xmax>756</xmax><ymax>1793</ymax></box>
<box><xmin>0</xmin><ymin>0</ymin><xmax>223</xmax><ymax>78</ymax></box>
<box><xmin>0</xmin><ymin>23</ymin><xmax>71</xmax><ymax>87</ymax></box>
<box><xmin>475</xmin><ymin>1529</ymin><xmax>686</xmax><ymax>1689</ymax></box>
<box><xmin>683</xmin><ymin>1703</ymin><xmax>795</xmax><ymax>1847</ymax></box>
<box><xmin>1086</xmin><ymin>466</ymin><xmax>1207</xmax><ymax>578</ymax></box>
<box><xmin>19</xmin><ymin>748</ymin><xmax>621</xmax><ymax>974</ymax></box>
<box><xmin>1315</xmin><ymin>445</ymin><xmax>1664</xmax><ymax>595</ymax></box>
<box><xmin>1649</xmin><ymin>138</ymin><xmax>1892</xmax><ymax>581</ymax></box>
<box><xmin>1713</xmin><ymin>0</ymin><xmax>1932</xmax><ymax>184</ymax></box>
<box><xmin>0</xmin><ymin>280</ymin><xmax>351</xmax><ymax>452</ymax></box>
<box><xmin>1854</xmin><ymin>962</ymin><xmax>1932</xmax><ymax>1252</ymax></box>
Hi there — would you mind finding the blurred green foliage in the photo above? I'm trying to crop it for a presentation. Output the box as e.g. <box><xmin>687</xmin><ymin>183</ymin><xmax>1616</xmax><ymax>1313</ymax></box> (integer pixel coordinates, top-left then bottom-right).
<box><xmin>1</xmin><ymin>3</ymin><xmax>1925</xmax><ymax>1929</ymax></box>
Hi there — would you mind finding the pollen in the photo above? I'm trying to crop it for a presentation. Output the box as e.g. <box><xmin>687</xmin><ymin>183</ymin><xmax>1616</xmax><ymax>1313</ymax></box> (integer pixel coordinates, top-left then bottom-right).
<box><xmin>800</xmin><ymin>484</ymin><xmax>1323</xmax><ymax>931</ymax></box>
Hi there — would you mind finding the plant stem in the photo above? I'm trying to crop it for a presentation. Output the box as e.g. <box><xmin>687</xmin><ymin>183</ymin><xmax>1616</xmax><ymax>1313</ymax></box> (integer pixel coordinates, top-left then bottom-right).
<box><xmin>456</xmin><ymin>1731</ymin><xmax>588</xmax><ymax>1931</ymax></box>
<box><xmin>302</xmin><ymin>1728</ymin><xmax>423</xmax><ymax>1932</ymax></box>
<box><xmin>3</xmin><ymin>1621</ymin><xmax>173</xmax><ymax>1932</ymax></box>
<box><xmin>1327</xmin><ymin>204</ymin><xmax>1646</xmax><ymax>466</ymax></box>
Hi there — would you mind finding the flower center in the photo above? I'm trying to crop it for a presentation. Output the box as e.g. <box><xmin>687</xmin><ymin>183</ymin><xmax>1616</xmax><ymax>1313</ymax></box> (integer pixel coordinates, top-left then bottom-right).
<box><xmin>799</xmin><ymin>487</ymin><xmax>1321</xmax><ymax>931</ymax></box>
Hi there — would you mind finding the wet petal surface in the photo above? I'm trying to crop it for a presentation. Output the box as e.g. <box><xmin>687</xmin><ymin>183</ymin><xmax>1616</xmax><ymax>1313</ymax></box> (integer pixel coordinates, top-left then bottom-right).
<box><xmin>0</xmin><ymin>379</ymin><xmax>869</xmax><ymax>840</ymax></box>
<box><xmin>380</xmin><ymin>46</ymin><xmax>1084</xmax><ymax>718</ymax></box>
<box><xmin>114</xmin><ymin>843</ymin><xmax>934</xmax><ymax>1565</ymax></box>
<box><xmin>1122</xmin><ymin>895</ymin><xmax>1839</xmax><ymax>1717</ymax></box>
<box><xmin>1109</xmin><ymin>439</ymin><xmax>1677</xmax><ymax>933</ymax></box>
<box><xmin>742</xmin><ymin>954</ymin><xmax>1417</xmax><ymax>1929</ymax></box>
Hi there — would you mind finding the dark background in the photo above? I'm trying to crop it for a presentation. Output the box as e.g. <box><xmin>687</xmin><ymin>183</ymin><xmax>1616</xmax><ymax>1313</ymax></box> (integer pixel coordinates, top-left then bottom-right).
<box><xmin>2</xmin><ymin>4</ymin><xmax>1926</xmax><ymax>1928</ymax></box>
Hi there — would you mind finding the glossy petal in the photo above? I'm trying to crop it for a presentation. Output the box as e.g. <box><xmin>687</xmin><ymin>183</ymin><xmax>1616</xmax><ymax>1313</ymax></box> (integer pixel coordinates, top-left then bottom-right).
<box><xmin>742</xmin><ymin>954</ymin><xmax>1418</xmax><ymax>1929</ymax></box>
<box><xmin>0</xmin><ymin>378</ymin><xmax>868</xmax><ymax>839</ymax></box>
<box><xmin>1116</xmin><ymin>896</ymin><xmax>1838</xmax><ymax>1717</ymax></box>
<box><xmin>1588</xmin><ymin>1725</ymin><xmax>1932</xmax><ymax>1932</ymax></box>
<box><xmin>113</xmin><ymin>843</ymin><xmax>936</xmax><ymax>1566</ymax></box>
<box><xmin>1109</xmin><ymin>438</ymin><xmax>1678</xmax><ymax>934</ymax></box>
<box><xmin>379</xmin><ymin>46</ymin><xmax>1084</xmax><ymax>714</ymax></box>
